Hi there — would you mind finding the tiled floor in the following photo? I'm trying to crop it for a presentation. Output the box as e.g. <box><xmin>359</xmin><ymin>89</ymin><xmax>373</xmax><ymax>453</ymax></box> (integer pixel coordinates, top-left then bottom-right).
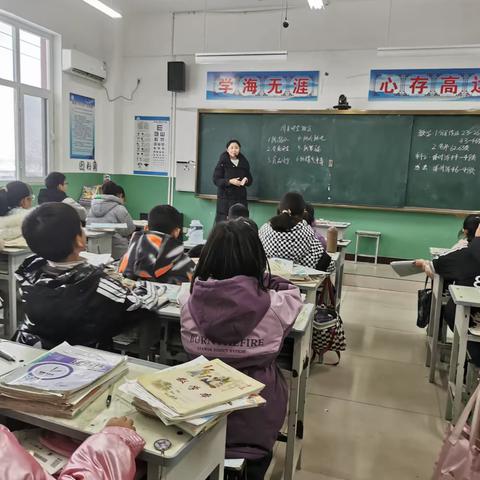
<box><xmin>272</xmin><ymin>284</ymin><xmax>447</xmax><ymax>480</ymax></box>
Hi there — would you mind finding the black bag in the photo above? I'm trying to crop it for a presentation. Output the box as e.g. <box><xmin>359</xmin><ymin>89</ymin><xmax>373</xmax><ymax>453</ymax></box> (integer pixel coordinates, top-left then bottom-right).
<box><xmin>312</xmin><ymin>278</ymin><xmax>346</xmax><ymax>365</ymax></box>
<box><xmin>417</xmin><ymin>277</ymin><xmax>432</xmax><ymax>328</ymax></box>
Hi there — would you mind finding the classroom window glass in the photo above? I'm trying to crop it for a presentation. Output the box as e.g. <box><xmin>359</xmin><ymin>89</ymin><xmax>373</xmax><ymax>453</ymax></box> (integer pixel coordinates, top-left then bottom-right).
<box><xmin>0</xmin><ymin>15</ymin><xmax>53</xmax><ymax>181</ymax></box>
<box><xmin>0</xmin><ymin>21</ymin><xmax>13</xmax><ymax>81</ymax></box>
<box><xmin>23</xmin><ymin>95</ymin><xmax>47</xmax><ymax>178</ymax></box>
<box><xmin>0</xmin><ymin>85</ymin><xmax>16</xmax><ymax>180</ymax></box>
<box><xmin>20</xmin><ymin>29</ymin><xmax>49</xmax><ymax>89</ymax></box>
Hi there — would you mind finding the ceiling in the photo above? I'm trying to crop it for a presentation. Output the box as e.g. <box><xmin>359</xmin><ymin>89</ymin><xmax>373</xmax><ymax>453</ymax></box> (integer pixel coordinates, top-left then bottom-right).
<box><xmin>112</xmin><ymin>0</ymin><xmax>316</xmax><ymax>14</ymax></box>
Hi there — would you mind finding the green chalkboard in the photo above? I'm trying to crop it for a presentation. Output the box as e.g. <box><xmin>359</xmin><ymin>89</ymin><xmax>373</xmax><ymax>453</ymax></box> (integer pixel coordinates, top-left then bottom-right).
<box><xmin>196</xmin><ymin>111</ymin><xmax>480</xmax><ymax>210</ymax></box>
<box><xmin>407</xmin><ymin>116</ymin><xmax>480</xmax><ymax>210</ymax></box>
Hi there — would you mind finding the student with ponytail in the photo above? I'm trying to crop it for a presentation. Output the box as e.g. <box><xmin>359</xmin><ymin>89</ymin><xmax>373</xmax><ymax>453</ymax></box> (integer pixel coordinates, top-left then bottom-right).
<box><xmin>259</xmin><ymin>192</ymin><xmax>335</xmax><ymax>272</ymax></box>
<box><xmin>0</xmin><ymin>181</ymin><xmax>34</xmax><ymax>246</ymax></box>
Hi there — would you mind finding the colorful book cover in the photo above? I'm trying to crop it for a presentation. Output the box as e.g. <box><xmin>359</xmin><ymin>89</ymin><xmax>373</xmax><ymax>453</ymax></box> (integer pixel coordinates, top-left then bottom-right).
<box><xmin>138</xmin><ymin>357</ymin><xmax>264</xmax><ymax>416</ymax></box>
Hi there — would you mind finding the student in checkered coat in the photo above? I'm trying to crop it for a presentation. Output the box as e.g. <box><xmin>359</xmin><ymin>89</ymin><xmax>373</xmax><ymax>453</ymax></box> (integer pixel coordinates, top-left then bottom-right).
<box><xmin>259</xmin><ymin>192</ymin><xmax>335</xmax><ymax>273</ymax></box>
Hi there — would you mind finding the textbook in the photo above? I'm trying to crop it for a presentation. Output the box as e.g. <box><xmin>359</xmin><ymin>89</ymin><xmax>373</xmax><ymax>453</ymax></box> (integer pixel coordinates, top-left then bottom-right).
<box><xmin>138</xmin><ymin>356</ymin><xmax>264</xmax><ymax>416</ymax></box>
<box><xmin>0</xmin><ymin>343</ymin><xmax>127</xmax><ymax>417</ymax></box>
<box><xmin>268</xmin><ymin>258</ymin><xmax>325</xmax><ymax>281</ymax></box>
<box><xmin>268</xmin><ymin>258</ymin><xmax>294</xmax><ymax>279</ymax></box>
<box><xmin>118</xmin><ymin>359</ymin><xmax>266</xmax><ymax>436</ymax></box>
<box><xmin>390</xmin><ymin>260</ymin><xmax>423</xmax><ymax>277</ymax></box>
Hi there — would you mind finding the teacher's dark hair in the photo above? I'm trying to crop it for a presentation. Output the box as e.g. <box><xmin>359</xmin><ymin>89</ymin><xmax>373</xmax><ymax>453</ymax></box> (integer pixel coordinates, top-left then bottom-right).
<box><xmin>191</xmin><ymin>218</ymin><xmax>268</xmax><ymax>292</ymax></box>
<box><xmin>270</xmin><ymin>192</ymin><xmax>306</xmax><ymax>232</ymax></box>
<box><xmin>226</xmin><ymin>139</ymin><xmax>241</xmax><ymax>148</ymax></box>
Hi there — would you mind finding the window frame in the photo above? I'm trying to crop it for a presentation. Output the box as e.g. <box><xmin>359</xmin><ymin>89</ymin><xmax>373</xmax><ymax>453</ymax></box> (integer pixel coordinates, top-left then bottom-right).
<box><xmin>0</xmin><ymin>13</ymin><xmax>54</xmax><ymax>183</ymax></box>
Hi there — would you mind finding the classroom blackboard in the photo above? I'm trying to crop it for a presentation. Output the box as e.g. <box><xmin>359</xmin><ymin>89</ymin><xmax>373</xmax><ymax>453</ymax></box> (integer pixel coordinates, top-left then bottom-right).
<box><xmin>197</xmin><ymin>111</ymin><xmax>480</xmax><ymax>211</ymax></box>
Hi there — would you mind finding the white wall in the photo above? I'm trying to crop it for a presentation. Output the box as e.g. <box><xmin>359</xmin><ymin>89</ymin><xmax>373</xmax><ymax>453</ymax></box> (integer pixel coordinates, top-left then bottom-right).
<box><xmin>0</xmin><ymin>0</ymin><xmax>119</xmax><ymax>174</ymax></box>
<box><xmin>3</xmin><ymin>0</ymin><xmax>480</xmax><ymax>176</ymax></box>
<box><xmin>118</xmin><ymin>0</ymin><xmax>480</xmax><ymax>176</ymax></box>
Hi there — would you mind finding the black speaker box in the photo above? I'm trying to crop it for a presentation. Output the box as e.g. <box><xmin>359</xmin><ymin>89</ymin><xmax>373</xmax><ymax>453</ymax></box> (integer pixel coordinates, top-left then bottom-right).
<box><xmin>168</xmin><ymin>61</ymin><xmax>186</xmax><ymax>92</ymax></box>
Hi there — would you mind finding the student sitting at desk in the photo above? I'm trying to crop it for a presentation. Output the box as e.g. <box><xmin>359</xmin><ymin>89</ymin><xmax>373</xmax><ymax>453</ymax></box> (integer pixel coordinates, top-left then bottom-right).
<box><xmin>38</xmin><ymin>172</ymin><xmax>87</xmax><ymax>222</ymax></box>
<box><xmin>13</xmin><ymin>203</ymin><xmax>162</xmax><ymax>350</ymax></box>
<box><xmin>416</xmin><ymin>218</ymin><xmax>480</xmax><ymax>365</ymax></box>
<box><xmin>304</xmin><ymin>202</ymin><xmax>327</xmax><ymax>249</ymax></box>
<box><xmin>228</xmin><ymin>202</ymin><xmax>250</xmax><ymax>220</ymax></box>
<box><xmin>0</xmin><ymin>181</ymin><xmax>33</xmax><ymax>245</ymax></box>
<box><xmin>0</xmin><ymin>416</ymin><xmax>144</xmax><ymax>480</ymax></box>
<box><xmin>259</xmin><ymin>192</ymin><xmax>335</xmax><ymax>272</ymax></box>
<box><xmin>119</xmin><ymin>205</ymin><xmax>195</xmax><ymax>285</ymax></box>
<box><xmin>448</xmin><ymin>213</ymin><xmax>480</xmax><ymax>251</ymax></box>
<box><xmin>87</xmin><ymin>180</ymin><xmax>135</xmax><ymax>259</ymax></box>
<box><xmin>180</xmin><ymin>218</ymin><xmax>303</xmax><ymax>480</ymax></box>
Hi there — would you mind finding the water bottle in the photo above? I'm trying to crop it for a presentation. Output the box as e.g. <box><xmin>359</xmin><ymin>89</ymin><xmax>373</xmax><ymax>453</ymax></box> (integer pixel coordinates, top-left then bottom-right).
<box><xmin>187</xmin><ymin>220</ymin><xmax>204</xmax><ymax>244</ymax></box>
<box><xmin>327</xmin><ymin>226</ymin><xmax>338</xmax><ymax>253</ymax></box>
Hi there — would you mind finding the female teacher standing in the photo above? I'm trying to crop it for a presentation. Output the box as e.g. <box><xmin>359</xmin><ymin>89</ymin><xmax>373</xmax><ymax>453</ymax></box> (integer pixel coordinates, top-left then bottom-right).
<box><xmin>213</xmin><ymin>139</ymin><xmax>253</xmax><ymax>223</ymax></box>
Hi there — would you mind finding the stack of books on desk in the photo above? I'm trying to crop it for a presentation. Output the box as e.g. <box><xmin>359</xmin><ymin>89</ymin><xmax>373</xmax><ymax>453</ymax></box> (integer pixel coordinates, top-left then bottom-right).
<box><xmin>0</xmin><ymin>343</ymin><xmax>127</xmax><ymax>418</ymax></box>
<box><xmin>119</xmin><ymin>356</ymin><xmax>265</xmax><ymax>437</ymax></box>
<box><xmin>268</xmin><ymin>257</ymin><xmax>325</xmax><ymax>282</ymax></box>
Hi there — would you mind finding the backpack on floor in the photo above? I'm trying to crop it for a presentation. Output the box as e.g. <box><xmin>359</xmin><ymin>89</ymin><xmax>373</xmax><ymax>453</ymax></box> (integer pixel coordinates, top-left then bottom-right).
<box><xmin>312</xmin><ymin>278</ymin><xmax>346</xmax><ymax>366</ymax></box>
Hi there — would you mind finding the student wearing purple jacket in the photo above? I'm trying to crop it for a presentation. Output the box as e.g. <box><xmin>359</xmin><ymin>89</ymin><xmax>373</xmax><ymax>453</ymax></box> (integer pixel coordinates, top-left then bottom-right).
<box><xmin>179</xmin><ymin>218</ymin><xmax>303</xmax><ymax>480</ymax></box>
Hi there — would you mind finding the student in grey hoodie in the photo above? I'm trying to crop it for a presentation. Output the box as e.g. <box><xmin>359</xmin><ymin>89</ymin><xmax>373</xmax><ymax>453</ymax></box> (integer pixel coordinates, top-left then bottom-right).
<box><xmin>180</xmin><ymin>218</ymin><xmax>303</xmax><ymax>480</ymax></box>
<box><xmin>87</xmin><ymin>181</ymin><xmax>135</xmax><ymax>259</ymax></box>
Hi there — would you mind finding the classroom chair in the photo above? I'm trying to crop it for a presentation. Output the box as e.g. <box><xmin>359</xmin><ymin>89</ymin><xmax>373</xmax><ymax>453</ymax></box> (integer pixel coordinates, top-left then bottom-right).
<box><xmin>354</xmin><ymin>230</ymin><xmax>381</xmax><ymax>264</ymax></box>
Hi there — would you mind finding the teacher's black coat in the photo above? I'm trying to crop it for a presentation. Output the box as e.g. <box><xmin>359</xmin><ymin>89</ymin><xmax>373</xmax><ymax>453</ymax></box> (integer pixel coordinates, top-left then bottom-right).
<box><xmin>213</xmin><ymin>152</ymin><xmax>253</xmax><ymax>222</ymax></box>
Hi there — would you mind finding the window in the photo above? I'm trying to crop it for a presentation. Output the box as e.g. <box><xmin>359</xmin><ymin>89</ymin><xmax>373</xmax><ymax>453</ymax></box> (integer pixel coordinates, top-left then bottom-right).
<box><xmin>0</xmin><ymin>15</ymin><xmax>53</xmax><ymax>181</ymax></box>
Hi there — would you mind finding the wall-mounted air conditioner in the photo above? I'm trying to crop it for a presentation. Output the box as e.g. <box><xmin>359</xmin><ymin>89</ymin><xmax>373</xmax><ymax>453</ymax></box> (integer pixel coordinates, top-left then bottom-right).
<box><xmin>62</xmin><ymin>49</ymin><xmax>107</xmax><ymax>83</ymax></box>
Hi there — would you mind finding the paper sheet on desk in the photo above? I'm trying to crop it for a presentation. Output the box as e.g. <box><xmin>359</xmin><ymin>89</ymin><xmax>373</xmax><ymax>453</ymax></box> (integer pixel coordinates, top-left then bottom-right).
<box><xmin>14</xmin><ymin>429</ymin><xmax>68</xmax><ymax>474</ymax></box>
<box><xmin>3</xmin><ymin>237</ymin><xmax>28</xmax><ymax>248</ymax></box>
<box><xmin>80</xmin><ymin>252</ymin><xmax>114</xmax><ymax>266</ymax></box>
<box><xmin>268</xmin><ymin>258</ymin><xmax>293</xmax><ymax>279</ymax></box>
<box><xmin>87</xmin><ymin>223</ymin><xmax>127</xmax><ymax>230</ymax></box>
<box><xmin>390</xmin><ymin>261</ymin><xmax>423</xmax><ymax>277</ymax></box>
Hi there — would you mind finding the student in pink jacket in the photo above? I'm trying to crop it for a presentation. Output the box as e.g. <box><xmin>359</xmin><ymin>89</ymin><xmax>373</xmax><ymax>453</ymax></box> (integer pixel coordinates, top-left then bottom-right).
<box><xmin>180</xmin><ymin>218</ymin><xmax>303</xmax><ymax>480</ymax></box>
<box><xmin>0</xmin><ymin>417</ymin><xmax>144</xmax><ymax>480</ymax></box>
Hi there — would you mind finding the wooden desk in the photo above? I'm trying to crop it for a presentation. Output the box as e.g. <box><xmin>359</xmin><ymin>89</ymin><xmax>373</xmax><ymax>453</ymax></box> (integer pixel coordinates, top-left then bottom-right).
<box><xmin>0</xmin><ymin>248</ymin><xmax>31</xmax><ymax>338</ymax></box>
<box><xmin>85</xmin><ymin>229</ymin><xmax>113</xmax><ymax>254</ymax></box>
<box><xmin>0</xmin><ymin>342</ymin><xmax>226</xmax><ymax>480</ymax></box>
<box><xmin>446</xmin><ymin>285</ymin><xmax>480</xmax><ymax>422</ymax></box>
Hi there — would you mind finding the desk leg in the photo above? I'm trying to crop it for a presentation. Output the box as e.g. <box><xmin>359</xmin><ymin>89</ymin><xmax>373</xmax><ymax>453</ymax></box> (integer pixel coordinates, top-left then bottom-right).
<box><xmin>284</xmin><ymin>335</ymin><xmax>302</xmax><ymax>480</ymax></box>
<box><xmin>335</xmin><ymin>248</ymin><xmax>346</xmax><ymax>313</ymax></box>
<box><xmin>450</xmin><ymin>305</ymin><xmax>469</xmax><ymax>423</ymax></box>
<box><xmin>428</xmin><ymin>276</ymin><xmax>444</xmax><ymax>382</ymax></box>
<box><xmin>7</xmin><ymin>258</ymin><xmax>17</xmax><ymax>338</ymax></box>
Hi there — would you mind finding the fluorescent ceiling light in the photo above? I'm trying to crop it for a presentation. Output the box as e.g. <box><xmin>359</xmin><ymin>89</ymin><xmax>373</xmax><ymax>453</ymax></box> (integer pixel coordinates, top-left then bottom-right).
<box><xmin>308</xmin><ymin>0</ymin><xmax>325</xmax><ymax>9</ymax></box>
<box><xmin>377</xmin><ymin>44</ymin><xmax>480</xmax><ymax>57</ymax></box>
<box><xmin>195</xmin><ymin>51</ymin><xmax>287</xmax><ymax>64</ymax></box>
<box><xmin>81</xmin><ymin>0</ymin><xmax>122</xmax><ymax>18</ymax></box>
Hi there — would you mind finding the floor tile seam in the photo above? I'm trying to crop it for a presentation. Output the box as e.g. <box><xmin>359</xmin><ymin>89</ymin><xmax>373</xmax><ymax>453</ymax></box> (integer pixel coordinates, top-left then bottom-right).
<box><xmin>343</xmin><ymin>323</ymin><xmax>425</xmax><ymax>336</ymax></box>
<box><xmin>329</xmin><ymin>352</ymin><xmax>427</xmax><ymax>367</ymax></box>
<box><xmin>306</xmin><ymin>392</ymin><xmax>444</xmax><ymax>419</ymax></box>
<box><xmin>322</xmin><ymin>351</ymin><xmax>432</xmax><ymax>367</ymax></box>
